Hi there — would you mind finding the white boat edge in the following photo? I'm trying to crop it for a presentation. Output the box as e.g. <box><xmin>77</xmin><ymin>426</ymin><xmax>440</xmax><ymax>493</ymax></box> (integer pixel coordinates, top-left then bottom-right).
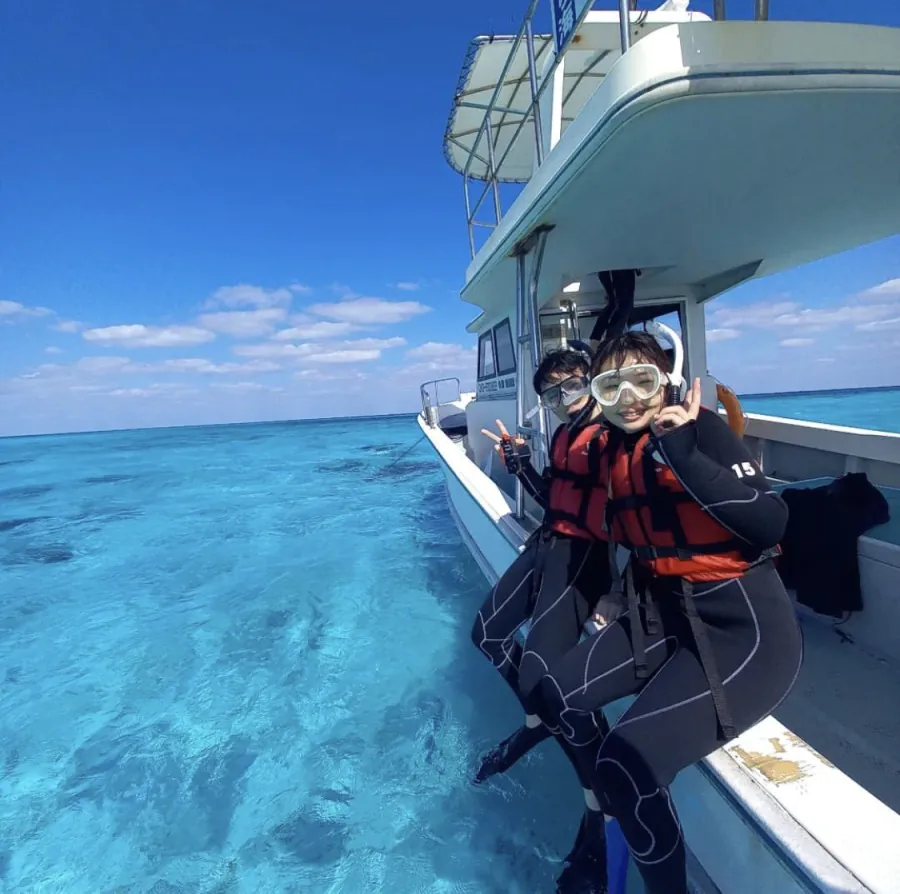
<box><xmin>419</xmin><ymin>409</ymin><xmax>900</xmax><ymax>894</ymax></box>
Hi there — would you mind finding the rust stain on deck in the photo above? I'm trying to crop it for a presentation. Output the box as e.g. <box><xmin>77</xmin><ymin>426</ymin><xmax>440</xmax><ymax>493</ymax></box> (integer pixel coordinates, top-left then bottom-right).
<box><xmin>731</xmin><ymin>746</ymin><xmax>807</xmax><ymax>785</ymax></box>
<box><xmin>785</xmin><ymin>731</ymin><xmax>835</xmax><ymax>768</ymax></box>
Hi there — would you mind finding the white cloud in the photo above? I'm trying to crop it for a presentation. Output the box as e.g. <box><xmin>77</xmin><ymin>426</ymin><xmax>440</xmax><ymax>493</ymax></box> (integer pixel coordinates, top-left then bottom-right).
<box><xmin>21</xmin><ymin>355</ymin><xmax>279</xmax><ymax>379</ymax></box>
<box><xmin>233</xmin><ymin>342</ymin><xmax>320</xmax><ymax>359</ymax></box>
<box><xmin>708</xmin><ymin>300</ymin><xmax>799</xmax><ymax>328</ymax></box>
<box><xmin>197</xmin><ymin>308</ymin><xmax>287</xmax><ymax>338</ymax></box>
<box><xmin>102</xmin><ymin>382</ymin><xmax>203</xmax><ymax>400</ymax></box>
<box><xmin>53</xmin><ymin>319</ymin><xmax>83</xmax><ymax>333</ymax></box>
<box><xmin>273</xmin><ymin>320</ymin><xmax>358</xmax><ymax>340</ymax></box>
<box><xmin>816</xmin><ymin>357</ymin><xmax>836</xmax><ymax>363</ymax></box>
<box><xmin>709</xmin><ymin>297</ymin><xmax>900</xmax><ymax>333</ymax></box>
<box><xmin>303</xmin><ymin>349</ymin><xmax>381</xmax><ymax>364</ymax></box>
<box><xmin>406</xmin><ymin>341</ymin><xmax>472</xmax><ymax>360</ymax></box>
<box><xmin>706</xmin><ymin>328</ymin><xmax>741</xmax><ymax>342</ymax></box>
<box><xmin>141</xmin><ymin>358</ymin><xmax>280</xmax><ymax>375</ymax></box>
<box><xmin>203</xmin><ymin>283</ymin><xmax>294</xmax><ymax>310</ymax></box>
<box><xmin>779</xmin><ymin>337</ymin><xmax>815</xmax><ymax>347</ymax></box>
<box><xmin>289</xmin><ymin>283</ymin><xmax>312</xmax><ymax>296</ymax></box>
<box><xmin>309</xmin><ymin>297</ymin><xmax>431</xmax><ymax>325</ymax></box>
<box><xmin>74</xmin><ymin>356</ymin><xmax>132</xmax><ymax>373</ymax></box>
<box><xmin>857</xmin><ymin>278</ymin><xmax>900</xmax><ymax>300</ymax></box>
<box><xmin>856</xmin><ymin>316</ymin><xmax>900</xmax><ymax>331</ymax></box>
<box><xmin>395</xmin><ymin>281</ymin><xmax>421</xmax><ymax>292</ymax></box>
<box><xmin>44</xmin><ymin>346</ymin><xmax>63</xmax><ymax>355</ymax></box>
<box><xmin>399</xmin><ymin>342</ymin><xmax>478</xmax><ymax>377</ymax></box>
<box><xmin>209</xmin><ymin>381</ymin><xmax>284</xmax><ymax>393</ymax></box>
<box><xmin>234</xmin><ymin>336</ymin><xmax>404</xmax><ymax>362</ymax></box>
<box><xmin>295</xmin><ymin>368</ymin><xmax>369</xmax><ymax>382</ymax></box>
<box><xmin>340</xmin><ymin>337</ymin><xmax>406</xmax><ymax>350</ymax></box>
<box><xmin>0</xmin><ymin>299</ymin><xmax>52</xmax><ymax>320</ymax></box>
<box><xmin>82</xmin><ymin>324</ymin><xmax>216</xmax><ymax>348</ymax></box>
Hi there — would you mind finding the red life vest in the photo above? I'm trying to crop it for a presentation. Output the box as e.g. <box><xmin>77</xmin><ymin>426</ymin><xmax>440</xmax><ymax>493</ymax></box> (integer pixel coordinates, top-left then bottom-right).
<box><xmin>600</xmin><ymin>431</ymin><xmax>756</xmax><ymax>582</ymax></box>
<box><xmin>545</xmin><ymin>422</ymin><xmax>609</xmax><ymax>542</ymax></box>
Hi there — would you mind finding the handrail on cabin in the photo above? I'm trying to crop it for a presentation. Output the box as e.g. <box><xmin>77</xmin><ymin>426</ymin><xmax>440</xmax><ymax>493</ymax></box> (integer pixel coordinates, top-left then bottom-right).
<box><xmin>458</xmin><ymin>0</ymin><xmax>772</xmax><ymax>257</ymax></box>
<box><xmin>460</xmin><ymin>0</ymin><xmax>632</xmax><ymax>258</ymax></box>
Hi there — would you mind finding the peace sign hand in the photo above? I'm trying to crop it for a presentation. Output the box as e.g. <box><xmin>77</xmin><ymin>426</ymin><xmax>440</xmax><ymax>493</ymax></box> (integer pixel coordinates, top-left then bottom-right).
<box><xmin>480</xmin><ymin>418</ymin><xmax>526</xmax><ymax>451</ymax></box>
<box><xmin>651</xmin><ymin>378</ymin><xmax>702</xmax><ymax>435</ymax></box>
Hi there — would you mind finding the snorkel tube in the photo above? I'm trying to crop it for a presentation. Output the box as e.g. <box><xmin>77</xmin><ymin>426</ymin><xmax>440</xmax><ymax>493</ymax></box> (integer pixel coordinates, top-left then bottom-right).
<box><xmin>645</xmin><ymin>319</ymin><xmax>685</xmax><ymax>405</ymax></box>
<box><xmin>564</xmin><ymin>339</ymin><xmax>599</xmax><ymax>431</ymax></box>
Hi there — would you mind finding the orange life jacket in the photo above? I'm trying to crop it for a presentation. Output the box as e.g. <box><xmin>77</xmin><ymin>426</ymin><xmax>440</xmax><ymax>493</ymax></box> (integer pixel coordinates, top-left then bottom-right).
<box><xmin>545</xmin><ymin>422</ymin><xmax>609</xmax><ymax>542</ymax></box>
<box><xmin>600</xmin><ymin>431</ymin><xmax>756</xmax><ymax>582</ymax></box>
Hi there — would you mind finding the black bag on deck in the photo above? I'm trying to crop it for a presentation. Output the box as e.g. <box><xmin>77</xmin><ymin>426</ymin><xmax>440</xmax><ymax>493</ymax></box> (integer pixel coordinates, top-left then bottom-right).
<box><xmin>777</xmin><ymin>473</ymin><xmax>890</xmax><ymax>618</ymax></box>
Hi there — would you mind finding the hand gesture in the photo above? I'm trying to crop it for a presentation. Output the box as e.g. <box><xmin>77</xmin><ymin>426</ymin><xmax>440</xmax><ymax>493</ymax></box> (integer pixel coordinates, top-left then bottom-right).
<box><xmin>480</xmin><ymin>419</ymin><xmax>525</xmax><ymax>455</ymax></box>
<box><xmin>651</xmin><ymin>377</ymin><xmax>702</xmax><ymax>435</ymax></box>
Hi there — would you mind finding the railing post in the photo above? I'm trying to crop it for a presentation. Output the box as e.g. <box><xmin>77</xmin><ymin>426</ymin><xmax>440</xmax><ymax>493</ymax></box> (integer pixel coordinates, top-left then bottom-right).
<box><xmin>463</xmin><ymin>173</ymin><xmax>475</xmax><ymax>259</ymax></box>
<box><xmin>754</xmin><ymin>0</ymin><xmax>769</xmax><ymax>20</ymax></box>
<box><xmin>527</xmin><ymin>230</ymin><xmax>550</xmax><ymax>378</ymax></box>
<box><xmin>713</xmin><ymin>0</ymin><xmax>726</xmax><ymax>20</ymax></box>
<box><xmin>525</xmin><ymin>20</ymin><xmax>545</xmax><ymax>167</ymax></box>
<box><xmin>514</xmin><ymin>251</ymin><xmax>530</xmax><ymax>519</ymax></box>
<box><xmin>485</xmin><ymin>117</ymin><xmax>502</xmax><ymax>224</ymax></box>
<box><xmin>618</xmin><ymin>0</ymin><xmax>632</xmax><ymax>54</ymax></box>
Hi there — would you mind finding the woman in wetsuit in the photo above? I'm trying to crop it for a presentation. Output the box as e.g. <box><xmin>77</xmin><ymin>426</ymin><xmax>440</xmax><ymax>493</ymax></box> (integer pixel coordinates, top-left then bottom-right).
<box><xmin>472</xmin><ymin>346</ymin><xmax>612</xmax><ymax>894</ymax></box>
<box><xmin>533</xmin><ymin>330</ymin><xmax>803</xmax><ymax>894</ymax></box>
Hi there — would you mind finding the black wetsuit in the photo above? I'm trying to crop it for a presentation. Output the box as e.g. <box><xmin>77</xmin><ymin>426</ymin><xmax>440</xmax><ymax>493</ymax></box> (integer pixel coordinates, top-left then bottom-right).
<box><xmin>471</xmin><ymin>421</ymin><xmax>612</xmax><ymax>789</ymax></box>
<box><xmin>533</xmin><ymin>410</ymin><xmax>804</xmax><ymax>894</ymax></box>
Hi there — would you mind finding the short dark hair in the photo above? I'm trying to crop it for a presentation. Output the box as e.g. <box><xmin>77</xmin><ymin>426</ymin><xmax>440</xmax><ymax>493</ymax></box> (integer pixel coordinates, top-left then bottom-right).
<box><xmin>532</xmin><ymin>347</ymin><xmax>590</xmax><ymax>393</ymax></box>
<box><xmin>591</xmin><ymin>330</ymin><xmax>672</xmax><ymax>378</ymax></box>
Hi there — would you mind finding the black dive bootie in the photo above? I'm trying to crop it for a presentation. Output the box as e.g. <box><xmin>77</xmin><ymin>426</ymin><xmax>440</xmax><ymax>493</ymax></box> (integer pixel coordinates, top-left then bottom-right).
<box><xmin>473</xmin><ymin>722</ymin><xmax>553</xmax><ymax>783</ymax></box>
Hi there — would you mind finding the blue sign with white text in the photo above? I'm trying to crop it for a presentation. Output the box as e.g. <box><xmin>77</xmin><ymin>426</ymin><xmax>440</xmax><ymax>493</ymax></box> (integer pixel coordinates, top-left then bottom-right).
<box><xmin>551</xmin><ymin>0</ymin><xmax>591</xmax><ymax>54</ymax></box>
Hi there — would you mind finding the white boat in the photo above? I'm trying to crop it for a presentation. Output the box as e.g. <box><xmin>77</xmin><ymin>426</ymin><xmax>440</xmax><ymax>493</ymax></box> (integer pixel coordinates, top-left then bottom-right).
<box><xmin>419</xmin><ymin>2</ymin><xmax>900</xmax><ymax>891</ymax></box>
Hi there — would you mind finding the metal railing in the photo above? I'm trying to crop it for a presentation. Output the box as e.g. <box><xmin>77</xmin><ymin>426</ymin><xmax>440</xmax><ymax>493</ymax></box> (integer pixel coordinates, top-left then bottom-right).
<box><xmin>420</xmin><ymin>378</ymin><xmax>462</xmax><ymax>428</ymax></box>
<box><xmin>460</xmin><ymin>0</ymin><xmax>772</xmax><ymax>256</ymax></box>
<box><xmin>713</xmin><ymin>1</ymin><xmax>770</xmax><ymax>20</ymax></box>
<box><xmin>462</xmin><ymin>0</ymin><xmax>633</xmax><ymax>258</ymax></box>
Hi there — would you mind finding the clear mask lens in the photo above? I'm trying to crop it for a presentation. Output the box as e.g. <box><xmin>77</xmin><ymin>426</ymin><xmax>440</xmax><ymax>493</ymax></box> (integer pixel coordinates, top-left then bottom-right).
<box><xmin>590</xmin><ymin>364</ymin><xmax>663</xmax><ymax>407</ymax></box>
<box><xmin>539</xmin><ymin>374</ymin><xmax>589</xmax><ymax>409</ymax></box>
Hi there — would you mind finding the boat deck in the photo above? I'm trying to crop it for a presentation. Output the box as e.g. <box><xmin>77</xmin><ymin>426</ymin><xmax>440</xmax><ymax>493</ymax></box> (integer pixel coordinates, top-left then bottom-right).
<box><xmin>777</xmin><ymin>610</ymin><xmax>900</xmax><ymax>816</ymax></box>
<box><xmin>770</xmin><ymin>477</ymin><xmax>900</xmax><ymax>817</ymax></box>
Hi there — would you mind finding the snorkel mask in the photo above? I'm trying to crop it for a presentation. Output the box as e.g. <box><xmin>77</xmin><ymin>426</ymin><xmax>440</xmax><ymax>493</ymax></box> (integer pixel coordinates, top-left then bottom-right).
<box><xmin>589</xmin><ymin>320</ymin><xmax>685</xmax><ymax>408</ymax></box>
<box><xmin>527</xmin><ymin>340</ymin><xmax>595</xmax><ymax>425</ymax></box>
<box><xmin>538</xmin><ymin>374</ymin><xmax>590</xmax><ymax>410</ymax></box>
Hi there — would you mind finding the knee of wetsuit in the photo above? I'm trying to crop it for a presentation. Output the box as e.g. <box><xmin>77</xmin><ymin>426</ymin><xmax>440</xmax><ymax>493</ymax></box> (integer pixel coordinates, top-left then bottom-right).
<box><xmin>532</xmin><ymin>674</ymin><xmax>565</xmax><ymax>730</ymax></box>
<box><xmin>517</xmin><ymin>657</ymin><xmax>546</xmax><ymax>708</ymax></box>
<box><xmin>594</xmin><ymin>730</ymin><xmax>647</xmax><ymax>816</ymax></box>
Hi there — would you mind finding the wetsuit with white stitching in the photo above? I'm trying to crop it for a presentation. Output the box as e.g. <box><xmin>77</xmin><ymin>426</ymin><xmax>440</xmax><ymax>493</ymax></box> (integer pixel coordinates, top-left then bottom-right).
<box><xmin>472</xmin><ymin>530</ymin><xmax>611</xmax><ymax>717</ymax></box>
<box><xmin>533</xmin><ymin>411</ymin><xmax>803</xmax><ymax>894</ymax></box>
<box><xmin>471</xmin><ymin>423</ymin><xmax>612</xmax><ymax>789</ymax></box>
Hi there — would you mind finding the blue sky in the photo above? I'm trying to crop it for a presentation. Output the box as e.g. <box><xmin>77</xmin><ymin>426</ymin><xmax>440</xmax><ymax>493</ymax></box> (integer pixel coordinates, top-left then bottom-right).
<box><xmin>2</xmin><ymin>0</ymin><xmax>899</xmax><ymax>436</ymax></box>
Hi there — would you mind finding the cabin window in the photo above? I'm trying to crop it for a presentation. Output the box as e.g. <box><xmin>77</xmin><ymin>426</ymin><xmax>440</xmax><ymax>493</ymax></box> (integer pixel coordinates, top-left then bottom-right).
<box><xmin>492</xmin><ymin>319</ymin><xmax>516</xmax><ymax>376</ymax></box>
<box><xmin>477</xmin><ymin>331</ymin><xmax>496</xmax><ymax>380</ymax></box>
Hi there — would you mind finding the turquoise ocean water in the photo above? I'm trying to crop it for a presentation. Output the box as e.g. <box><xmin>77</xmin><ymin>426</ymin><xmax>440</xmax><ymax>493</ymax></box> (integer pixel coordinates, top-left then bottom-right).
<box><xmin>0</xmin><ymin>389</ymin><xmax>897</xmax><ymax>893</ymax></box>
<box><xmin>738</xmin><ymin>385</ymin><xmax>899</xmax><ymax>434</ymax></box>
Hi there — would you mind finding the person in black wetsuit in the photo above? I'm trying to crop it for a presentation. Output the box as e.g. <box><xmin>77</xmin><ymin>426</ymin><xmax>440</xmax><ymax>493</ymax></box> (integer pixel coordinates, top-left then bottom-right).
<box><xmin>473</xmin><ymin>346</ymin><xmax>613</xmax><ymax>894</ymax></box>
<box><xmin>531</xmin><ymin>330</ymin><xmax>803</xmax><ymax>894</ymax></box>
